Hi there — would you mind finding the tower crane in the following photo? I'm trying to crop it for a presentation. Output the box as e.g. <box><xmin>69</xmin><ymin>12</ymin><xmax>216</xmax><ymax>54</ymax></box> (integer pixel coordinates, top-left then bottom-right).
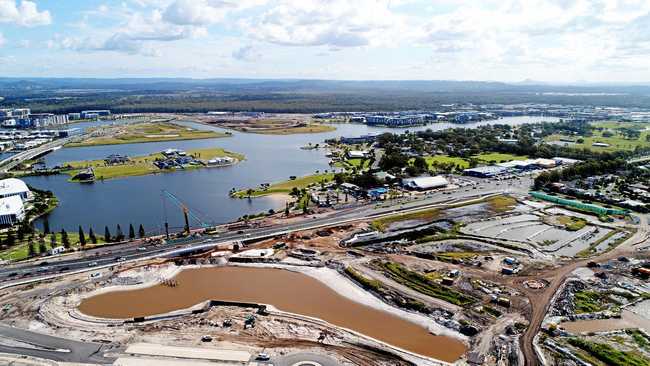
<box><xmin>161</xmin><ymin>189</ymin><xmax>211</xmax><ymax>238</ymax></box>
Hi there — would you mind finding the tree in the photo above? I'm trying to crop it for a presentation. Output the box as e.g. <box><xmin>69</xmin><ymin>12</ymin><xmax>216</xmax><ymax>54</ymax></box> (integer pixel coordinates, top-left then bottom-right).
<box><xmin>104</xmin><ymin>226</ymin><xmax>111</xmax><ymax>242</ymax></box>
<box><xmin>61</xmin><ymin>229</ymin><xmax>70</xmax><ymax>248</ymax></box>
<box><xmin>78</xmin><ymin>226</ymin><xmax>86</xmax><ymax>247</ymax></box>
<box><xmin>38</xmin><ymin>236</ymin><xmax>47</xmax><ymax>254</ymax></box>
<box><xmin>5</xmin><ymin>232</ymin><xmax>15</xmax><ymax>246</ymax></box>
<box><xmin>50</xmin><ymin>233</ymin><xmax>56</xmax><ymax>248</ymax></box>
<box><xmin>43</xmin><ymin>218</ymin><xmax>50</xmax><ymax>234</ymax></box>
<box><xmin>138</xmin><ymin>224</ymin><xmax>145</xmax><ymax>238</ymax></box>
<box><xmin>115</xmin><ymin>224</ymin><xmax>124</xmax><ymax>241</ymax></box>
<box><xmin>89</xmin><ymin>227</ymin><xmax>97</xmax><ymax>244</ymax></box>
<box><xmin>28</xmin><ymin>242</ymin><xmax>36</xmax><ymax>257</ymax></box>
<box><xmin>129</xmin><ymin>224</ymin><xmax>135</xmax><ymax>240</ymax></box>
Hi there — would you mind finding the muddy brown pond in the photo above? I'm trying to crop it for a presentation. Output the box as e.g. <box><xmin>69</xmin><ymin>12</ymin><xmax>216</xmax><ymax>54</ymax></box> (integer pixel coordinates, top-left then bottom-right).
<box><xmin>79</xmin><ymin>266</ymin><xmax>466</xmax><ymax>362</ymax></box>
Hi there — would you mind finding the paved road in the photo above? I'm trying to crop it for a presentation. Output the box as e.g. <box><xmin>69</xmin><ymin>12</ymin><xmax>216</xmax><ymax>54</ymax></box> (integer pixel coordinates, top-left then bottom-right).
<box><xmin>0</xmin><ymin>325</ymin><xmax>115</xmax><ymax>364</ymax></box>
<box><xmin>0</xmin><ymin>178</ymin><xmax>530</xmax><ymax>283</ymax></box>
<box><xmin>0</xmin><ymin>175</ymin><xmax>534</xmax><ymax>286</ymax></box>
<box><xmin>0</xmin><ymin>137</ymin><xmax>78</xmax><ymax>173</ymax></box>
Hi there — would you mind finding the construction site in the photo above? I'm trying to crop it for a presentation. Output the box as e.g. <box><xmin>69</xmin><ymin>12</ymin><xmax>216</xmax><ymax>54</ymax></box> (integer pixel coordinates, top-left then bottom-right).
<box><xmin>0</xmin><ymin>189</ymin><xmax>648</xmax><ymax>366</ymax></box>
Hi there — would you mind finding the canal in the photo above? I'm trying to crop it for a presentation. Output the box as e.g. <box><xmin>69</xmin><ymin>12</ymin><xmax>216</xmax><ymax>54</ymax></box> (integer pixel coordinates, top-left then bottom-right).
<box><xmin>24</xmin><ymin>116</ymin><xmax>557</xmax><ymax>233</ymax></box>
<box><xmin>78</xmin><ymin>266</ymin><xmax>467</xmax><ymax>362</ymax></box>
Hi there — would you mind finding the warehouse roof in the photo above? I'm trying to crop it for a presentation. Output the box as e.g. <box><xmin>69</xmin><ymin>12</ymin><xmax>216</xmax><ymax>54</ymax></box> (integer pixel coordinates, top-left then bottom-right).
<box><xmin>464</xmin><ymin>165</ymin><xmax>509</xmax><ymax>174</ymax></box>
<box><xmin>402</xmin><ymin>175</ymin><xmax>448</xmax><ymax>189</ymax></box>
<box><xmin>0</xmin><ymin>195</ymin><xmax>23</xmax><ymax>216</ymax></box>
<box><xmin>0</xmin><ymin>178</ymin><xmax>29</xmax><ymax>197</ymax></box>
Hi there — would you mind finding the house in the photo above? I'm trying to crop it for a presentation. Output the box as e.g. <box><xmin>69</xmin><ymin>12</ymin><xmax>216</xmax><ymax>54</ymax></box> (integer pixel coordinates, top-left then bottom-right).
<box><xmin>72</xmin><ymin>168</ymin><xmax>95</xmax><ymax>182</ymax></box>
<box><xmin>105</xmin><ymin>154</ymin><xmax>129</xmax><ymax>165</ymax></box>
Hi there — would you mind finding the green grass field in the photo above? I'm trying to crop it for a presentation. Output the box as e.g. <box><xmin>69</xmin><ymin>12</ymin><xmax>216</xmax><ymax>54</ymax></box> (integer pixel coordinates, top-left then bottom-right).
<box><xmin>0</xmin><ymin>231</ymin><xmax>107</xmax><ymax>261</ymax></box>
<box><xmin>474</xmin><ymin>152</ymin><xmax>528</xmax><ymax>163</ymax></box>
<box><xmin>544</xmin><ymin>121</ymin><xmax>650</xmax><ymax>152</ymax></box>
<box><xmin>65</xmin><ymin>147</ymin><xmax>243</xmax><ymax>181</ymax></box>
<box><xmin>423</xmin><ymin>155</ymin><xmax>470</xmax><ymax>169</ymax></box>
<box><xmin>233</xmin><ymin>173</ymin><xmax>334</xmax><ymax>198</ymax></box>
<box><xmin>67</xmin><ymin>121</ymin><xmax>228</xmax><ymax>147</ymax></box>
<box><xmin>371</xmin><ymin>208</ymin><xmax>440</xmax><ymax>231</ymax></box>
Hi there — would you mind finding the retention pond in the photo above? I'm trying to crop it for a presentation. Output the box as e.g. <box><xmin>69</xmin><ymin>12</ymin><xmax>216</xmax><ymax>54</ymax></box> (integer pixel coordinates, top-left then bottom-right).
<box><xmin>78</xmin><ymin>266</ymin><xmax>466</xmax><ymax>362</ymax></box>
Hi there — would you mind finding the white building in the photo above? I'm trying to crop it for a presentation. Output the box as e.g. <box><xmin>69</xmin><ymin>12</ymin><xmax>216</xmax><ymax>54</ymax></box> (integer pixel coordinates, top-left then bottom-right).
<box><xmin>347</xmin><ymin>150</ymin><xmax>369</xmax><ymax>159</ymax></box>
<box><xmin>402</xmin><ymin>176</ymin><xmax>449</xmax><ymax>190</ymax></box>
<box><xmin>0</xmin><ymin>178</ymin><xmax>31</xmax><ymax>201</ymax></box>
<box><xmin>0</xmin><ymin>195</ymin><xmax>25</xmax><ymax>226</ymax></box>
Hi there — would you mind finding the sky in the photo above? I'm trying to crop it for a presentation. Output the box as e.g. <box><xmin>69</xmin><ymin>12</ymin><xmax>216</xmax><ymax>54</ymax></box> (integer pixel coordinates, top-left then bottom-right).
<box><xmin>1</xmin><ymin>0</ymin><xmax>650</xmax><ymax>82</ymax></box>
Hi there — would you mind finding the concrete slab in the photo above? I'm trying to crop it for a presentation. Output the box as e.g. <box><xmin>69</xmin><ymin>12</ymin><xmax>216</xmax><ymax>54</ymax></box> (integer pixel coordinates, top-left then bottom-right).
<box><xmin>124</xmin><ymin>343</ymin><xmax>251</xmax><ymax>363</ymax></box>
<box><xmin>114</xmin><ymin>357</ymin><xmax>242</xmax><ymax>366</ymax></box>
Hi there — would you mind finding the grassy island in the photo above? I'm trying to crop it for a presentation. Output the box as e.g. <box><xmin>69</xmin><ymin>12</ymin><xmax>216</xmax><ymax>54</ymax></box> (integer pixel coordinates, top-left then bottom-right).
<box><xmin>64</xmin><ymin>147</ymin><xmax>244</xmax><ymax>182</ymax></box>
<box><xmin>66</xmin><ymin>121</ymin><xmax>229</xmax><ymax>147</ymax></box>
<box><xmin>232</xmin><ymin>173</ymin><xmax>334</xmax><ymax>198</ymax></box>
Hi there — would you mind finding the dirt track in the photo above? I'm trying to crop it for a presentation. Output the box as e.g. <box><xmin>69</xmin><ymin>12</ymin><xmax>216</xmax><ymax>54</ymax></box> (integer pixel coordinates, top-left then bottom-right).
<box><xmin>516</xmin><ymin>217</ymin><xmax>649</xmax><ymax>366</ymax></box>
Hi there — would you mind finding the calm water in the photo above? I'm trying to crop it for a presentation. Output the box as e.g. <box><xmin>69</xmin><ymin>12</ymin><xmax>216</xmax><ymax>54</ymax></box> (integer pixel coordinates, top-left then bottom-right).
<box><xmin>25</xmin><ymin>116</ymin><xmax>557</xmax><ymax>233</ymax></box>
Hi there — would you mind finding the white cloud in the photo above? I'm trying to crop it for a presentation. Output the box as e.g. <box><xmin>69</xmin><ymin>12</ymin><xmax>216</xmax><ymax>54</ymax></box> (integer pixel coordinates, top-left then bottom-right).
<box><xmin>49</xmin><ymin>8</ymin><xmax>208</xmax><ymax>56</ymax></box>
<box><xmin>0</xmin><ymin>33</ymin><xmax>5</xmax><ymax>47</ymax></box>
<box><xmin>0</xmin><ymin>0</ymin><xmax>51</xmax><ymax>26</ymax></box>
<box><xmin>163</xmin><ymin>0</ymin><xmax>266</xmax><ymax>25</ymax></box>
<box><xmin>243</xmin><ymin>0</ymin><xmax>407</xmax><ymax>47</ymax></box>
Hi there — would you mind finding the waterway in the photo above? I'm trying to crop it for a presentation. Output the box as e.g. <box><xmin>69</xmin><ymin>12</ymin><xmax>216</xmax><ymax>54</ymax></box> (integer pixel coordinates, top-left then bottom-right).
<box><xmin>78</xmin><ymin>266</ymin><xmax>467</xmax><ymax>362</ymax></box>
<box><xmin>24</xmin><ymin>116</ymin><xmax>558</xmax><ymax>233</ymax></box>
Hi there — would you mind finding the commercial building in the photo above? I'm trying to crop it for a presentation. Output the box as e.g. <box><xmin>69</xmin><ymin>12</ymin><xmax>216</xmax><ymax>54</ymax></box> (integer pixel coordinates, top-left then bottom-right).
<box><xmin>81</xmin><ymin>110</ymin><xmax>111</xmax><ymax>119</ymax></box>
<box><xmin>0</xmin><ymin>178</ymin><xmax>30</xmax><ymax>201</ymax></box>
<box><xmin>0</xmin><ymin>195</ymin><xmax>25</xmax><ymax>226</ymax></box>
<box><xmin>463</xmin><ymin>165</ymin><xmax>509</xmax><ymax>178</ymax></box>
<box><xmin>339</xmin><ymin>134</ymin><xmax>377</xmax><ymax>145</ymax></box>
<box><xmin>365</xmin><ymin>115</ymin><xmax>425</xmax><ymax>127</ymax></box>
<box><xmin>346</xmin><ymin>150</ymin><xmax>369</xmax><ymax>159</ymax></box>
<box><xmin>402</xmin><ymin>175</ymin><xmax>448</xmax><ymax>190</ymax></box>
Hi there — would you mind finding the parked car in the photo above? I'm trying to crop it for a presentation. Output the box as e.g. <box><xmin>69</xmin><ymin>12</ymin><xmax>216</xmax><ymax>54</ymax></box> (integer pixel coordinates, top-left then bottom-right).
<box><xmin>256</xmin><ymin>353</ymin><xmax>271</xmax><ymax>361</ymax></box>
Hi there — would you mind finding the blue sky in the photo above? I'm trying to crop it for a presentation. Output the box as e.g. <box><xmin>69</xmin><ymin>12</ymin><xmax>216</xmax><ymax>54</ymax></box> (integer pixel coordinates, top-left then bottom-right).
<box><xmin>1</xmin><ymin>0</ymin><xmax>650</xmax><ymax>82</ymax></box>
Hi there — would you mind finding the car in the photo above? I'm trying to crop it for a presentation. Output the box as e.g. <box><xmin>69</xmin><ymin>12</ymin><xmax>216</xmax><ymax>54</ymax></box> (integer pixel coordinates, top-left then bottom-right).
<box><xmin>115</xmin><ymin>257</ymin><xmax>126</xmax><ymax>262</ymax></box>
<box><xmin>58</xmin><ymin>266</ymin><xmax>69</xmax><ymax>272</ymax></box>
<box><xmin>7</xmin><ymin>272</ymin><xmax>18</xmax><ymax>277</ymax></box>
<box><xmin>256</xmin><ymin>353</ymin><xmax>271</xmax><ymax>361</ymax></box>
<box><xmin>200</xmin><ymin>335</ymin><xmax>212</xmax><ymax>342</ymax></box>
<box><xmin>89</xmin><ymin>272</ymin><xmax>101</xmax><ymax>278</ymax></box>
<box><xmin>137</xmin><ymin>247</ymin><xmax>147</xmax><ymax>251</ymax></box>
<box><xmin>38</xmin><ymin>261</ymin><xmax>49</xmax><ymax>266</ymax></box>
<box><xmin>88</xmin><ymin>261</ymin><xmax>98</xmax><ymax>267</ymax></box>
<box><xmin>37</xmin><ymin>267</ymin><xmax>48</xmax><ymax>273</ymax></box>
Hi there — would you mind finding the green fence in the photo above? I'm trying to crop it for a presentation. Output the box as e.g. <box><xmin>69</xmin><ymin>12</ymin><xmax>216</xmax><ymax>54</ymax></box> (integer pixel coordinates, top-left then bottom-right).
<box><xmin>530</xmin><ymin>191</ymin><xmax>628</xmax><ymax>216</ymax></box>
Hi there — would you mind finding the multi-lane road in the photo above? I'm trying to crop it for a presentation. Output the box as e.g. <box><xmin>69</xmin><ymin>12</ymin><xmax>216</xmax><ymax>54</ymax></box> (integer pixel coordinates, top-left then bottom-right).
<box><xmin>0</xmin><ymin>175</ymin><xmax>533</xmax><ymax>287</ymax></box>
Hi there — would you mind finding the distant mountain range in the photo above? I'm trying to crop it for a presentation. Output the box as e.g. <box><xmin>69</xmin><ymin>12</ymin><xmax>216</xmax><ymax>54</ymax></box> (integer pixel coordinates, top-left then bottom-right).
<box><xmin>1</xmin><ymin>77</ymin><xmax>650</xmax><ymax>95</ymax></box>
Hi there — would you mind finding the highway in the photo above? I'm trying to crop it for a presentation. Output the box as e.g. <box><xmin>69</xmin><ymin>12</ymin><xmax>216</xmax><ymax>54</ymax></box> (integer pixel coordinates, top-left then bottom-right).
<box><xmin>0</xmin><ymin>136</ymin><xmax>76</xmax><ymax>173</ymax></box>
<box><xmin>0</xmin><ymin>325</ymin><xmax>115</xmax><ymax>364</ymax></box>
<box><xmin>0</xmin><ymin>175</ymin><xmax>534</xmax><ymax>286</ymax></box>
